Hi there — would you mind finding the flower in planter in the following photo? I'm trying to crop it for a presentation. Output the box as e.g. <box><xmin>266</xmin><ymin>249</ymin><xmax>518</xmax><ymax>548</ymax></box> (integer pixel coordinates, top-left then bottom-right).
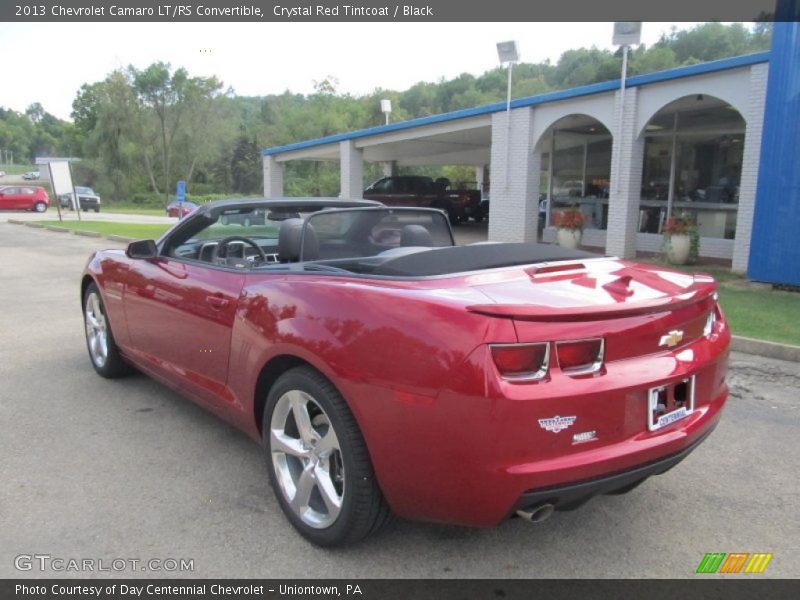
<box><xmin>552</xmin><ymin>207</ymin><xmax>586</xmax><ymax>231</ymax></box>
<box><xmin>662</xmin><ymin>213</ymin><xmax>698</xmax><ymax>265</ymax></box>
<box><xmin>663</xmin><ymin>214</ymin><xmax>696</xmax><ymax>236</ymax></box>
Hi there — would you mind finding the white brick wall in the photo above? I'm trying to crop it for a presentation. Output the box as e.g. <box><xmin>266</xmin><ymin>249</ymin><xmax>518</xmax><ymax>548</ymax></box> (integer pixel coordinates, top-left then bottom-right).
<box><xmin>732</xmin><ymin>62</ymin><xmax>769</xmax><ymax>272</ymax></box>
<box><xmin>606</xmin><ymin>87</ymin><xmax>643</xmax><ymax>259</ymax></box>
<box><xmin>263</xmin><ymin>155</ymin><xmax>284</xmax><ymax>198</ymax></box>
<box><xmin>488</xmin><ymin>107</ymin><xmax>540</xmax><ymax>243</ymax></box>
<box><xmin>340</xmin><ymin>140</ymin><xmax>364</xmax><ymax>199</ymax></box>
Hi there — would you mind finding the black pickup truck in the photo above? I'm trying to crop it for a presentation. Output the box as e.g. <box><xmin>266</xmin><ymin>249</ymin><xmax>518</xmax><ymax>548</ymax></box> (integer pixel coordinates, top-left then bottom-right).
<box><xmin>363</xmin><ymin>176</ymin><xmax>482</xmax><ymax>225</ymax></box>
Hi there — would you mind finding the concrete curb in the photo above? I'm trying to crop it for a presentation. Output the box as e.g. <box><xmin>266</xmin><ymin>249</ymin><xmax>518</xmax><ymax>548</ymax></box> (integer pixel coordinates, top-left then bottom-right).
<box><xmin>7</xmin><ymin>219</ymin><xmax>25</xmax><ymax>225</ymax></box>
<box><xmin>46</xmin><ymin>226</ymin><xmax>70</xmax><ymax>233</ymax></box>
<box><xmin>107</xmin><ymin>234</ymin><xmax>136</xmax><ymax>243</ymax></box>
<box><xmin>73</xmin><ymin>230</ymin><xmax>102</xmax><ymax>238</ymax></box>
<box><xmin>732</xmin><ymin>335</ymin><xmax>800</xmax><ymax>363</ymax></box>
<box><xmin>24</xmin><ymin>222</ymin><xmax>44</xmax><ymax>228</ymax></box>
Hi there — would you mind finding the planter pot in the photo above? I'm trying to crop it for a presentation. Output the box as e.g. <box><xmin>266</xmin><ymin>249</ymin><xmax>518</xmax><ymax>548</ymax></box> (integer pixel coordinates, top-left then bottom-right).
<box><xmin>666</xmin><ymin>234</ymin><xmax>691</xmax><ymax>265</ymax></box>
<box><xmin>556</xmin><ymin>228</ymin><xmax>582</xmax><ymax>250</ymax></box>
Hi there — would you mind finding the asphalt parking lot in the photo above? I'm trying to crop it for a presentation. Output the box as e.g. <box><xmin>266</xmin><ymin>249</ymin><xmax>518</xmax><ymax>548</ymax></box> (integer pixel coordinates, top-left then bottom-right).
<box><xmin>1</xmin><ymin>222</ymin><xmax>799</xmax><ymax>579</ymax></box>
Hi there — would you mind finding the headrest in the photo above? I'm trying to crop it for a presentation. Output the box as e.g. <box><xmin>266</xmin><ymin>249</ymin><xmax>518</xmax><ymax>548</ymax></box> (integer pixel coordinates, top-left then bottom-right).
<box><xmin>400</xmin><ymin>224</ymin><xmax>433</xmax><ymax>247</ymax></box>
<box><xmin>278</xmin><ymin>218</ymin><xmax>319</xmax><ymax>262</ymax></box>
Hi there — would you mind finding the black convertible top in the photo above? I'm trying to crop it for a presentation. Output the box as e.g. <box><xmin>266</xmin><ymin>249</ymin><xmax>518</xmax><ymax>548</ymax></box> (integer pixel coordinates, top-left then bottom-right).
<box><xmin>372</xmin><ymin>243</ymin><xmax>600</xmax><ymax>277</ymax></box>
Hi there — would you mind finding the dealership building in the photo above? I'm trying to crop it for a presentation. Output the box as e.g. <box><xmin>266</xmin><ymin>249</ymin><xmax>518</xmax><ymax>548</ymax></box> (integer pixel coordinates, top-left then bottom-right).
<box><xmin>262</xmin><ymin>23</ymin><xmax>800</xmax><ymax>285</ymax></box>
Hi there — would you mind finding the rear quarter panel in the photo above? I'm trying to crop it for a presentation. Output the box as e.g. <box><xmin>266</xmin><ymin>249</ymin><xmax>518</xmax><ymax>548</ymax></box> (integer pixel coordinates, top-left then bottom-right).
<box><xmin>227</xmin><ymin>273</ymin><xmax>517</xmax><ymax>484</ymax></box>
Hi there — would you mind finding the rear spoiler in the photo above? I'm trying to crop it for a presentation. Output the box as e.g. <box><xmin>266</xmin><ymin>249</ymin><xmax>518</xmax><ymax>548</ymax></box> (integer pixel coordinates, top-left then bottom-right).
<box><xmin>466</xmin><ymin>283</ymin><xmax>718</xmax><ymax>322</ymax></box>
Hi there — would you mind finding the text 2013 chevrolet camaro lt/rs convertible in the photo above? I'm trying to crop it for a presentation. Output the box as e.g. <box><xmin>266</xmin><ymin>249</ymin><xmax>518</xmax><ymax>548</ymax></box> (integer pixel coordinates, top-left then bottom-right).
<box><xmin>81</xmin><ymin>198</ymin><xmax>729</xmax><ymax>546</ymax></box>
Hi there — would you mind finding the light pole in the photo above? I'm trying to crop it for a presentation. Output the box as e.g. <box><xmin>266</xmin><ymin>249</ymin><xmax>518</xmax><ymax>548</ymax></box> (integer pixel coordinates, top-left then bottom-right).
<box><xmin>496</xmin><ymin>40</ymin><xmax>520</xmax><ymax>190</ymax></box>
<box><xmin>612</xmin><ymin>23</ymin><xmax>641</xmax><ymax>206</ymax></box>
<box><xmin>380</xmin><ymin>99</ymin><xmax>392</xmax><ymax>126</ymax></box>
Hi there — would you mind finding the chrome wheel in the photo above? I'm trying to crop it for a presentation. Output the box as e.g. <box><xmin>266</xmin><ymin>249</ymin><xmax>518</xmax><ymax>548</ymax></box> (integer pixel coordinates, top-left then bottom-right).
<box><xmin>34</xmin><ymin>202</ymin><xmax>46</xmax><ymax>213</ymax></box>
<box><xmin>270</xmin><ymin>390</ymin><xmax>345</xmax><ymax>529</ymax></box>
<box><xmin>84</xmin><ymin>292</ymin><xmax>108</xmax><ymax>368</ymax></box>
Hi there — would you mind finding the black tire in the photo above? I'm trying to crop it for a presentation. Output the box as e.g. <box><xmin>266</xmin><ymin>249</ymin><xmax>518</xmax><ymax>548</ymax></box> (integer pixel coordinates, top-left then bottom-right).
<box><xmin>94</xmin><ymin>207</ymin><xmax>100</xmax><ymax>213</ymax></box>
<box><xmin>82</xmin><ymin>283</ymin><xmax>133</xmax><ymax>378</ymax></box>
<box><xmin>263</xmin><ymin>366</ymin><xmax>391</xmax><ymax>546</ymax></box>
<box><xmin>447</xmin><ymin>208</ymin><xmax>461</xmax><ymax>226</ymax></box>
<box><xmin>33</xmin><ymin>201</ymin><xmax>47</xmax><ymax>213</ymax></box>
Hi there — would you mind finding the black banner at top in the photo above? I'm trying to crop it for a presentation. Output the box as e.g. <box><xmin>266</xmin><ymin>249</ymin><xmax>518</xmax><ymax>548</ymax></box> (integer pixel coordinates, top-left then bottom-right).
<box><xmin>0</xmin><ymin>0</ymin><xmax>788</xmax><ymax>23</ymax></box>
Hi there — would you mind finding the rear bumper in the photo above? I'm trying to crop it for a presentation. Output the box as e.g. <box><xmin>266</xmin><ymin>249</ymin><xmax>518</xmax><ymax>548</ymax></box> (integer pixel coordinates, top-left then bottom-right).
<box><xmin>513</xmin><ymin>425</ymin><xmax>715</xmax><ymax>514</ymax></box>
<box><xmin>79</xmin><ymin>198</ymin><xmax>100</xmax><ymax>208</ymax></box>
<box><xmin>367</xmin><ymin>332</ymin><xmax>729</xmax><ymax>527</ymax></box>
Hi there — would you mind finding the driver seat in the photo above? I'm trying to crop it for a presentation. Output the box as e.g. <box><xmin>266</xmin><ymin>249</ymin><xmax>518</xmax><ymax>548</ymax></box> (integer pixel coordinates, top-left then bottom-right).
<box><xmin>278</xmin><ymin>218</ymin><xmax>320</xmax><ymax>262</ymax></box>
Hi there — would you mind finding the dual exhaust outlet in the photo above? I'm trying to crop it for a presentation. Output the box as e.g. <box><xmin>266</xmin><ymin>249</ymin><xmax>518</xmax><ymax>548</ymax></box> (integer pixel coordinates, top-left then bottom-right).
<box><xmin>515</xmin><ymin>503</ymin><xmax>555</xmax><ymax>523</ymax></box>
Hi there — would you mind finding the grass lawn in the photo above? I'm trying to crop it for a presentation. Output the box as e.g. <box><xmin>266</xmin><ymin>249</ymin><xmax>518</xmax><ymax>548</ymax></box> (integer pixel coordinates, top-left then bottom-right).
<box><xmin>40</xmin><ymin>220</ymin><xmax>172</xmax><ymax>240</ymax></box>
<box><xmin>0</xmin><ymin>164</ymin><xmax>37</xmax><ymax>175</ymax></box>
<box><xmin>643</xmin><ymin>260</ymin><xmax>800</xmax><ymax>347</ymax></box>
<box><xmin>718</xmin><ymin>287</ymin><xmax>800</xmax><ymax>346</ymax></box>
<box><xmin>102</xmin><ymin>205</ymin><xmax>169</xmax><ymax>216</ymax></box>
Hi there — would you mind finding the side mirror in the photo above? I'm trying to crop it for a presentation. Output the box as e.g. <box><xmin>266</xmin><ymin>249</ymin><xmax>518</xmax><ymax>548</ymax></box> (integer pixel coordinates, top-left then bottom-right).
<box><xmin>126</xmin><ymin>239</ymin><xmax>158</xmax><ymax>259</ymax></box>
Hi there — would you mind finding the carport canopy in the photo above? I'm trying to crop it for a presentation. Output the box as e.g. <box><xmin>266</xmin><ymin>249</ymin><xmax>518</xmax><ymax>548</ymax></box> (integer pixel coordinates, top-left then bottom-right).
<box><xmin>268</xmin><ymin>115</ymin><xmax>492</xmax><ymax>166</ymax></box>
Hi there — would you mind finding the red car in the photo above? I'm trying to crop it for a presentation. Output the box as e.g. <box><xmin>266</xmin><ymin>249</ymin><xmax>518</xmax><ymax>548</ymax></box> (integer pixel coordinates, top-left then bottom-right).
<box><xmin>0</xmin><ymin>185</ymin><xmax>50</xmax><ymax>212</ymax></box>
<box><xmin>81</xmin><ymin>198</ymin><xmax>729</xmax><ymax>546</ymax></box>
<box><xmin>166</xmin><ymin>200</ymin><xmax>199</xmax><ymax>218</ymax></box>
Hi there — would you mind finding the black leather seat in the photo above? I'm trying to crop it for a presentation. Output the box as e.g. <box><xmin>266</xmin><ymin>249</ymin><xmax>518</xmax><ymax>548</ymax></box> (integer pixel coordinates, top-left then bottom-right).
<box><xmin>278</xmin><ymin>218</ymin><xmax>320</xmax><ymax>262</ymax></box>
<box><xmin>400</xmin><ymin>224</ymin><xmax>433</xmax><ymax>247</ymax></box>
<box><xmin>199</xmin><ymin>242</ymin><xmax>218</xmax><ymax>263</ymax></box>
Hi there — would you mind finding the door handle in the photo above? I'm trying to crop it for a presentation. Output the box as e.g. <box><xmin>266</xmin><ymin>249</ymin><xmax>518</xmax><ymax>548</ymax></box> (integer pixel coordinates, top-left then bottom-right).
<box><xmin>206</xmin><ymin>295</ymin><xmax>230</xmax><ymax>310</ymax></box>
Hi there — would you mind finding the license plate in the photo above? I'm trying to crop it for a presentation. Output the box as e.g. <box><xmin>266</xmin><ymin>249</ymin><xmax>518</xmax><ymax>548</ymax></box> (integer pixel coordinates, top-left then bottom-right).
<box><xmin>647</xmin><ymin>376</ymin><xmax>695</xmax><ymax>431</ymax></box>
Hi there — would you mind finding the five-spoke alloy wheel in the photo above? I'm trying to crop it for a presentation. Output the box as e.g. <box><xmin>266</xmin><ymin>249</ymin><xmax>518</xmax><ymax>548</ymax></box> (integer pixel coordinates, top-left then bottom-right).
<box><xmin>264</xmin><ymin>367</ymin><xmax>390</xmax><ymax>546</ymax></box>
<box><xmin>84</xmin><ymin>290</ymin><xmax>108</xmax><ymax>368</ymax></box>
<box><xmin>270</xmin><ymin>389</ymin><xmax>345</xmax><ymax>529</ymax></box>
<box><xmin>82</xmin><ymin>283</ymin><xmax>132</xmax><ymax>378</ymax></box>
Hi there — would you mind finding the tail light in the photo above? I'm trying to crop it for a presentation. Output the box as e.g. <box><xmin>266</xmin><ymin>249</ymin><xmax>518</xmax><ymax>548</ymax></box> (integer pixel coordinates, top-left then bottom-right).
<box><xmin>704</xmin><ymin>296</ymin><xmax>720</xmax><ymax>337</ymax></box>
<box><xmin>490</xmin><ymin>343</ymin><xmax>549</xmax><ymax>381</ymax></box>
<box><xmin>556</xmin><ymin>338</ymin><xmax>604</xmax><ymax>375</ymax></box>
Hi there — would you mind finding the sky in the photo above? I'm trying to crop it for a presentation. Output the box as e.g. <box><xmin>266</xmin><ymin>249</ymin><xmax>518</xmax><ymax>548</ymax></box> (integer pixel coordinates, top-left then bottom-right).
<box><xmin>0</xmin><ymin>22</ymin><xmax>703</xmax><ymax>121</ymax></box>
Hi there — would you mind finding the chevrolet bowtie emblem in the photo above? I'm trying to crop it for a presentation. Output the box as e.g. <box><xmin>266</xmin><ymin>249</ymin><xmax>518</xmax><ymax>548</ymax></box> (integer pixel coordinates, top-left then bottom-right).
<box><xmin>659</xmin><ymin>330</ymin><xmax>684</xmax><ymax>348</ymax></box>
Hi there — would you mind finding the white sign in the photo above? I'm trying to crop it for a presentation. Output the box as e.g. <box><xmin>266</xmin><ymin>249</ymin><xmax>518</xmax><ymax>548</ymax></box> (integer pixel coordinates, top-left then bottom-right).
<box><xmin>48</xmin><ymin>161</ymin><xmax>76</xmax><ymax>210</ymax></box>
<box><xmin>613</xmin><ymin>22</ymin><xmax>642</xmax><ymax>47</ymax></box>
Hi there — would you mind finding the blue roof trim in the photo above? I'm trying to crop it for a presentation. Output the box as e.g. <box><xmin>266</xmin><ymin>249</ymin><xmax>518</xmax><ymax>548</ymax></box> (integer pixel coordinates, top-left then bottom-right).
<box><xmin>262</xmin><ymin>52</ymin><xmax>770</xmax><ymax>157</ymax></box>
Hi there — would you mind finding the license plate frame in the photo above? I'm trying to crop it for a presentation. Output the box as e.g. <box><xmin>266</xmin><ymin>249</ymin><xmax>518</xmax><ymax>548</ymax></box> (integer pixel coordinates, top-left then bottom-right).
<box><xmin>647</xmin><ymin>376</ymin><xmax>695</xmax><ymax>432</ymax></box>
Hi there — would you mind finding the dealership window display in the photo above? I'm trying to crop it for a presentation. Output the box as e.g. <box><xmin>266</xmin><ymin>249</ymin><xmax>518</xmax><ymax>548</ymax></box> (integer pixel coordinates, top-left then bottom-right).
<box><xmin>543</xmin><ymin>116</ymin><xmax>613</xmax><ymax>231</ymax></box>
<box><xmin>639</xmin><ymin>96</ymin><xmax>745</xmax><ymax>239</ymax></box>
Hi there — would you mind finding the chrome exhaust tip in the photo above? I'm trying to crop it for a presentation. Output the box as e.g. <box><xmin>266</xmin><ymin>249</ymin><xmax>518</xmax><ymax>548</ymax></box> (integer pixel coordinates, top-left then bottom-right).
<box><xmin>516</xmin><ymin>503</ymin><xmax>555</xmax><ymax>523</ymax></box>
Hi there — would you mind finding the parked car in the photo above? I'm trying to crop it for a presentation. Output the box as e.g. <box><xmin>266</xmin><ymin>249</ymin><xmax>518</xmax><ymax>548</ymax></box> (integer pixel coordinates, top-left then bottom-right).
<box><xmin>166</xmin><ymin>200</ymin><xmax>199</xmax><ymax>218</ymax></box>
<box><xmin>81</xmin><ymin>198</ymin><xmax>729</xmax><ymax>546</ymax></box>
<box><xmin>58</xmin><ymin>186</ymin><xmax>101</xmax><ymax>212</ymax></box>
<box><xmin>21</xmin><ymin>171</ymin><xmax>40</xmax><ymax>180</ymax></box>
<box><xmin>0</xmin><ymin>171</ymin><xmax>6</xmax><ymax>178</ymax></box>
<box><xmin>0</xmin><ymin>185</ymin><xmax>50</xmax><ymax>212</ymax></box>
<box><xmin>363</xmin><ymin>175</ymin><xmax>481</xmax><ymax>224</ymax></box>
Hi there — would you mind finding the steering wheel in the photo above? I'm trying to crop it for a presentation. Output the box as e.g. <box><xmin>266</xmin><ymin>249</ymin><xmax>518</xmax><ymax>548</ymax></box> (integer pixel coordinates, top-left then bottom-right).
<box><xmin>211</xmin><ymin>235</ymin><xmax>267</xmax><ymax>268</ymax></box>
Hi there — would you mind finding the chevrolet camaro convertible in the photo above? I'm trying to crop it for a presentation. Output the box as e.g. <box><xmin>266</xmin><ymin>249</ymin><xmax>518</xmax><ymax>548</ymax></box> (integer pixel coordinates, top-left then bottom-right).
<box><xmin>81</xmin><ymin>198</ymin><xmax>730</xmax><ymax>546</ymax></box>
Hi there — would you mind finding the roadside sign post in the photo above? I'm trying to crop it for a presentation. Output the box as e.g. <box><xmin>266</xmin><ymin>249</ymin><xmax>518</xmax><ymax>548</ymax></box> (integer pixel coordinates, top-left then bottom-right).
<box><xmin>176</xmin><ymin>180</ymin><xmax>186</xmax><ymax>219</ymax></box>
<box><xmin>47</xmin><ymin>160</ymin><xmax>79</xmax><ymax>223</ymax></box>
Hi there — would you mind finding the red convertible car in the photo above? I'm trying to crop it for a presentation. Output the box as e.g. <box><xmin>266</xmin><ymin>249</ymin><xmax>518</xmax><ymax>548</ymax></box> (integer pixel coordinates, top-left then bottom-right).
<box><xmin>81</xmin><ymin>198</ymin><xmax>729</xmax><ymax>546</ymax></box>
